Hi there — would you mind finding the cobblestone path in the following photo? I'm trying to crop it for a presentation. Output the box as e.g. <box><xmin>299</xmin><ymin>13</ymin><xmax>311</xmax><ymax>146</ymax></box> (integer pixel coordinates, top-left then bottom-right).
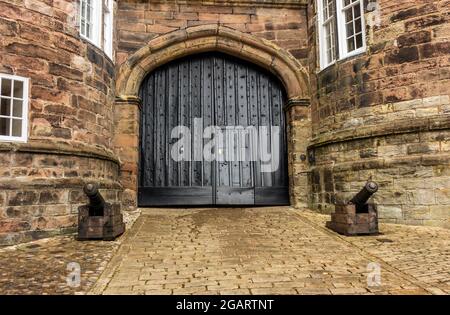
<box><xmin>0</xmin><ymin>236</ymin><xmax>120</xmax><ymax>295</ymax></box>
<box><xmin>89</xmin><ymin>208</ymin><xmax>450</xmax><ymax>295</ymax></box>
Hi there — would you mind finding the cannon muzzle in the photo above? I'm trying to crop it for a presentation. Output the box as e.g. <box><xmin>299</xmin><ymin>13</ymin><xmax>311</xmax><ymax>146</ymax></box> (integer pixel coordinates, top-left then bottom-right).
<box><xmin>349</xmin><ymin>181</ymin><xmax>378</xmax><ymax>206</ymax></box>
<box><xmin>83</xmin><ymin>183</ymin><xmax>105</xmax><ymax>216</ymax></box>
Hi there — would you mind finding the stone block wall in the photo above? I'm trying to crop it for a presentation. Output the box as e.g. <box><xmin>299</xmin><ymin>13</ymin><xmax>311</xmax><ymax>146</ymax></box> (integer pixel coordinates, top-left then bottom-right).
<box><xmin>286</xmin><ymin>102</ymin><xmax>312</xmax><ymax>208</ymax></box>
<box><xmin>116</xmin><ymin>0</ymin><xmax>309</xmax><ymax>67</ymax></box>
<box><xmin>113</xmin><ymin>97</ymin><xmax>140</xmax><ymax>211</ymax></box>
<box><xmin>307</xmin><ymin>0</ymin><xmax>450</xmax><ymax>228</ymax></box>
<box><xmin>0</xmin><ymin>0</ymin><xmax>121</xmax><ymax>245</ymax></box>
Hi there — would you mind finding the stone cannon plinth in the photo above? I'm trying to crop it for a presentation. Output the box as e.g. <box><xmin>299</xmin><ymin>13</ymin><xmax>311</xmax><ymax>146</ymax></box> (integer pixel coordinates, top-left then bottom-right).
<box><xmin>326</xmin><ymin>181</ymin><xmax>379</xmax><ymax>236</ymax></box>
<box><xmin>77</xmin><ymin>183</ymin><xmax>125</xmax><ymax>241</ymax></box>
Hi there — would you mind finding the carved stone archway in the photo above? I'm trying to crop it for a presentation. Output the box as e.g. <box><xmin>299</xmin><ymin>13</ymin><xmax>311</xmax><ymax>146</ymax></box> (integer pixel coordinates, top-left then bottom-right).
<box><xmin>116</xmin><ymin>24</ymin><xmax>309</xmax><ymax>101</ymax></box>
<box><xmin>114</xmin><ymin>24</ymin><xmax>311</xmax><ymax>210</ymax></box>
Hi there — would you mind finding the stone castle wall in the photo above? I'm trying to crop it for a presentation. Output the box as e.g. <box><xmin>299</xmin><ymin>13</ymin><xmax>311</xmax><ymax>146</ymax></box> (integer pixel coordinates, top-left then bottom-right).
<box><xmin>0</xmin><ymin>0</ymin><xmax>449</xmax><ymax>245</ymax></box>
<box><xmin>307</xmin><ymin>0</ymin><xmax>450</xmax><ymax>228</ymax></box>
<box><xmin>0</xmin><ymin>0</ymin><xmax>121</xmax><ymax>245</ymax></box>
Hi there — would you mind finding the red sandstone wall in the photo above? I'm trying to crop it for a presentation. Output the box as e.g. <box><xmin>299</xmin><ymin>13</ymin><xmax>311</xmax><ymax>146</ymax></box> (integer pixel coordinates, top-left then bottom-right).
<box><xmin>0</xmin><ymin>0</ymin><xmax>116</xmax><ymax>149</ymax></box>
<box><xmin>0</xmin><ymin>0</ymin><xmax>121</xmax><ymax>245</ymax></box>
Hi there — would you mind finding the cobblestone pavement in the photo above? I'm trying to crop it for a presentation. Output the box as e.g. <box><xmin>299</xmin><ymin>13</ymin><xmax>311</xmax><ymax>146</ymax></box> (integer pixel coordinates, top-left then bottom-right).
<box><xmin>1</xmin><ymin>208</ymin><xmax>448</xmax><ymax>295</ymax></box>
<box><xmin>300</xmin><ymin>211</ymin><xmax>450</xmax><ymax>295</ymax></box>
<box><xmin>0</xmin><ymin>236</ymin><xmax>121</xmax><ymax>295</ymax></box>
<box><xmin>90</xmin><ymin>207</ymin><xmax>450</xmax><ymax>295</ymax></box>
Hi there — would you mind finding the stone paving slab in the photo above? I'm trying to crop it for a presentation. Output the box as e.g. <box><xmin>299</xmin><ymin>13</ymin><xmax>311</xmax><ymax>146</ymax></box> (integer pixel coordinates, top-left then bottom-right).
<box><xmin>91</xmin><ymin>207</ymin><xmax>450</xmax><ymax>295</ymax></box>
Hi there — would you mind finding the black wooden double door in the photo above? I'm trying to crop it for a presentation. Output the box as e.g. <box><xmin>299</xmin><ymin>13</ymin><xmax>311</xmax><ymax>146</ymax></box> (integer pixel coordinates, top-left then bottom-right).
<box><xmin>139</xmin><ymin>53</ymin><xmax>289</xmax><ymax>206</ymax></box>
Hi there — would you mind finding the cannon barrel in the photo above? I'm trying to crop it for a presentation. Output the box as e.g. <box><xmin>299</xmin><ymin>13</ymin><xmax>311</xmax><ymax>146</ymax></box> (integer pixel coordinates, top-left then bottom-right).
<box><xmin>83</xmin><ymin>183</ymin><xmax>105</xmax><ymax>216</ymax></box>
<box><xmin>349</xmin><ymin>181</ymin><xmax>378</xmax><ymax>205</ymax></box>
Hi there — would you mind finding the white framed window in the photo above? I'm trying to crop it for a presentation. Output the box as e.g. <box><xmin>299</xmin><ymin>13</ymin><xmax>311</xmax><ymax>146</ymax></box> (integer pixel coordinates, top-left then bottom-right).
<box><xmin>337</xmin><ymin>0</ymin><xmax>366</xmax><ymax>59</ymax></box>
<box><xmin>79</xmin><ymin>0</ymin><xmax>114</xmax><ymax>60</ymax></box>
<box><xmin>79</xmin><ymin>0</ymin><xmax>102</xmax><ymax>46</ymax></box>
<box><xmin>317</xmin><ymin>0</ymin><xmax>338</xmax><ymax>69</ymax></box>
<box><xmin>0</xmin><ymin>74</ymin><xmax>29</xmax><ymax>143</ymax></box>
<box><xmin>317</xmin><ymin>0</ymin><xmax>366</xmax><ymax>70</ymax></box>
<box><xmin>103</xmin><ymin>0</ymin><xmax>114</xmax><ymax>60</ymax></box>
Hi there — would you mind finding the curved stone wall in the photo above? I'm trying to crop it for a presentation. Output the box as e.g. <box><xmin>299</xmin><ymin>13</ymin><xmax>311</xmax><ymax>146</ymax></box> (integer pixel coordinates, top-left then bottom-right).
<box><xmin>0</xmin><ymin>0</ymin><xmax>121</xmax><ymax>245</ymax></box>
<box><xmin>307</xmin><ymin>0</ymin><xmax>450</xmax><ymax>228</ymax></box>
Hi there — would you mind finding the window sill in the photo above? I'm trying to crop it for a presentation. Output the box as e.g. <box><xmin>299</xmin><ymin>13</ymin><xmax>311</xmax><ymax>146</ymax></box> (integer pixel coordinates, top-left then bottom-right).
<box><xmin>317</xmin><ymin>49</ymin><xmax>367</xmax><ymax>74</ymax></box>
<box><xmin>340</xmin><ymin>46</ymin><xmax>367</xmax><ymax>61</ymax></box>
<box><xmin>80</xmin><ymin>34</ymin><xmax>101</xmax><ymax>50</ymax></box>
<box><xmin>0</xmin><ymin>137</ymin><xmax>27</xmax><ymax>143</ymax></box>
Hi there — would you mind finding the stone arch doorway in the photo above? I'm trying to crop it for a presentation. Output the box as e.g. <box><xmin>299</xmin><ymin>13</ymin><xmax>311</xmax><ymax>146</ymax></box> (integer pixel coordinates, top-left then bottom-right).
<box><xmin>114</xmin><ymin>25</ymin><xmax>311</xmax><ymax>210</ymax></box>
<box><xmin>138</xmin><ymin>52</ymin><xmax>289</xmax><ymax>206</ymax></box>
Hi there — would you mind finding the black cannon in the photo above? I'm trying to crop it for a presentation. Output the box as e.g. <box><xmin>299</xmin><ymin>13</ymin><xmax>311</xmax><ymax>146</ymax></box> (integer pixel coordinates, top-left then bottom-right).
<box><xmin>326</xmin><ymin>181</ymin><xmax>379</xmax><ymax>235</ymax></box>
<box><xmin>77</xmin><ymin>183</ymin><xmax>125</xmax><ymax>241</ymax></box>
<box><xmin>349</xmin><ymin>181</ymin><xmax>379</xmax><ymax>206</ymax></box>
<box><xmin>83</xmin><ymin>183</ymin><xmax>105</xmax><ymax>216</ymax></box>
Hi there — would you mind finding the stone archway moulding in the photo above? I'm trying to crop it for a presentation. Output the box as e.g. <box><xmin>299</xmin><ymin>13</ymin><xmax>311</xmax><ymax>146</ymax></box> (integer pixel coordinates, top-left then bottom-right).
<box><xmin>116</xmin><ymin>24</ymin><xmax>310</xmax><ymax>104</ymax></box>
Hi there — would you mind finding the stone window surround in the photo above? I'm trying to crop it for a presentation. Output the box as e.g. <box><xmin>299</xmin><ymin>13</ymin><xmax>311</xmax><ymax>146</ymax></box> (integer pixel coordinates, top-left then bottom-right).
<box><xmin>0</xmin><ymin>73</ymin><xmax>29</xmax><ymax>143</ymax></box>
<box><xmin>317</xmin><ymin>0</ymin><xmax>367</xmax><ymax>70</ymax></box>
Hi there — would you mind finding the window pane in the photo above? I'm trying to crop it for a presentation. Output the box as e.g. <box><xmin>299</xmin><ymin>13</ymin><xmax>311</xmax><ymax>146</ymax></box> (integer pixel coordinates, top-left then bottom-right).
<box><xmin>12</xmin><ymin>119</ymin><xmax>22</xmax><ymax>137</ymax></box>
<box><xmin>347</xmin><ymin>37</ymin><xmax>355</xmax><ymax>51</ymax></box>
<box><xmin>13</xmin><ymin>99</ymin><xmax>23</xmax><ymax>117</ymax></box>
<box><xmin>356</xmin><ymin>33</ymin><xmax>363</xmax><ymax>49</ymax></box>
<box><xmin>0</xmin><ymin>98</ymin><xmax>11</xmax><ymax>116</ymax></box>
<box><xmin>81</xmin><ymin>1</ymin><xmax>86</xmax><ymax>19</ymax></box>
<box><xmin>354</xmin><ymin>3</ymin><xmax>361</xmax><ymax>18</ymax></box>
<box><xmin>355</xmin><ymin>17</ymin><xmax>362</xmax><ymax>33</ymax></box>
<box><xmin>325</xmin><ymin>22</ymin><xmax>336</xmax><ymax>64</ymax></box>
<box><xmin>0</xmin><ymin>117</ymin><xmax>10</xmax><ymax>136</ymax></box>
<box><xmin>323</xmin><ymin>0</ymin><xmax>335</xmax><ymax>20</ymax></box>
<box><xmin>346</xmin><ymin>22</ymin><xmax>354</xmax><ymax>37</ymax></box>
<box><xmin>322</xmin><ymin>0</ymin><xmax>328</xmax><ymax>19</ymax></box>
<box><xmin>345</xmin><ymin>8</ymin><xmax>353</xmax><ymax>22</ymax></box>
<box><xmin>1</xmin><ymin>78</ymin><xmax>12</xmax><ymax>97</ymax></box>
<box><xmin>13</xmin><ymin>80</ymin><xmax>24</xmax><ymax>98</ymax></box>
<box><xmin>329</xmin><ymin>0</ymin><xmax>336</xmax><ymax>19</ymax></box>
<box><xmin>327</xmin><ymin>48</ymin><xmax>334</xmax><ymax>64</ymax></box>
